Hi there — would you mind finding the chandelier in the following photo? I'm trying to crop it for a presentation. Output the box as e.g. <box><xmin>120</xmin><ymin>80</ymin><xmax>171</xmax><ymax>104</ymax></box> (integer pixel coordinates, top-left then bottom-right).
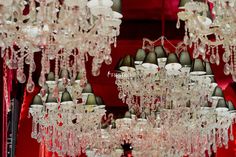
<box><xmin>177</xmin><ymin>0</ymin><xmax>236</xmax><ymax>81</ymax></box>
<box><xmin>0</xmin><ymin>0</ymin><xmax>122</xmax><ymax>94</ymax></box>
<box><xmin>29</xmin><ymin>72</ymin><xmax>108</xmax><ymax>157</ymax></box>
<box><xmin>111</xmin><ymin>37</ymin><xmax>236</xmax><ymax>157</ymax></box>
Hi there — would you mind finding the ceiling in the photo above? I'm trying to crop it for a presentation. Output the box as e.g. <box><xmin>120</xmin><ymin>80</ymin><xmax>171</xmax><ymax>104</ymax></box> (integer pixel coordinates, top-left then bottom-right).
<box><xmin>117</xmin><ymin>0</ymin><xmax>184</xmax><ymax>40</ymax></box>
<box><xmin>122</xmin><ymin>0</ymin><xmax>179</xmax><ymax>20</ymax></box>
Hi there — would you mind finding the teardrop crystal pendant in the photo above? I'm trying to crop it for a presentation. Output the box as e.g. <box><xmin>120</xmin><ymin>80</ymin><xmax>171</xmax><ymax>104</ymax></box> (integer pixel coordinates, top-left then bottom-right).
<box><xmin>17</xmin><ymin>69</ymin><xmax>26</xmax><ymax>83</ymax></box>
<box><xmin>92</xmin><ymin>67</ymin><xmax>100</xmax><ymax>76</ymax></box>
<box><xmin>176</xmin><ymin>18</ymin><xmax>180</xmax><ymax>29</ymax></box>
<box><xmin>38</xmin><ymin>75</ymin><xmax>45</xmax><ymax>87</ymax></box>
<box><xmin>105</xmin><ymin>55</ymin><xmax>112</xmax><ymax>65</ymax></box>
<box><xmin>27</xmin><ymin>77</ymin><xmax>35</xmax><ymax>93</ymax></box>
<box><xmin>224</xmin><ymin>63</ymin><xmax>231</xmax><ymax>75</ymax></box>
<box><xmin>222</xmin><ymin>52</ymin><xmax>230</xmax><ymax>63</ymax></box>
<box><xmin>210</xmin><ymin>54</ymin><xmax>216</xmax><ymax>64</ymax></box>
<box><xmin>25</xmin><ymin>55</ymin><xmax>31</xmax><ymax>64</ymax></box>
<box><xmin>215</xmin><ymin>52</ymin><xmax>220</xmax><ymax>65</ymax></box>
<box><xmin>183</xmin><ymin>35</ymin><xmax>189</xmax><ymax>45</ymax></box>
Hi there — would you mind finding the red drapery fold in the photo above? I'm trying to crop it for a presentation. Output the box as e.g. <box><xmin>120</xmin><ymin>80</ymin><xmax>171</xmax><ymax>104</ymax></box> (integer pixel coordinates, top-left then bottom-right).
<box><xmin>2</xmin><ymin>56</ymin><xmax>14</xmax><ymax>157</ymax></box>
<box><xmin>2</xmin><ymin>64</ymin><xmax>7</xmax><ymax>157</ymax></box>
<box><xmin>15</xmin><ymin>87</ymin><xmax>40</xmax><ymax>157</ymax></box>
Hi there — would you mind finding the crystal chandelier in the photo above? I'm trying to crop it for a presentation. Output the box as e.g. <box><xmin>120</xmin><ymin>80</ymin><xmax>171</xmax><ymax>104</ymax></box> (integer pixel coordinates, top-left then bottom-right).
<box><xmin>111</xmin><ymin>37</ymin><xmax>236</xmax><ymax>157</ymax></box>
<box><xmin>29</xmin><ymin>74</ymin><xmax>107</xmax><ymax>157</ymax></box>
<box><xmin>91</xmin><ymin>98</ymin><xmax>236</xmax><ymax>157</ymax></box>
<box><xmin>177</xmin><ymin>0</ymin><xmax>236</xmax><ymax>81</ymax></box>
<box><xmin>0</xmin><ymin>0</ymin><xmax>122</xmax><ymax>93</ymax></box>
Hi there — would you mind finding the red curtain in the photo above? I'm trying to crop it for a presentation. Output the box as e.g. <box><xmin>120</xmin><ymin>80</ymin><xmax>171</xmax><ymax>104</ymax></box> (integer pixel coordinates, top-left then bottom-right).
<box><xmin>2</xmin><ymin>56</ymin><xmax>14</xmax><ymax>157</ymax></box>
<box><xmin>15</xmin><ymin>87</ymin><xmax>40</xmax><ymax>157</ymax></box>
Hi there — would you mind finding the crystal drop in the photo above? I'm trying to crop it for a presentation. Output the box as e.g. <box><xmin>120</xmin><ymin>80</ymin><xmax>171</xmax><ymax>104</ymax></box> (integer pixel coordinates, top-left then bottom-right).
<box><xmin>1</xmin><ymin>48</ymin><xmax>5</xmax><ymax>58</ymax></box>
<box><xmin>232</xmin><ymin>74</ymin><xmax>236</xmax><ymax>82</ymax></box>
<box><xmin>25</xmin><ymin>55</ymin><xmax>31</xmax><ymax>64</ymax></box>
<box><xmin>222</xmin><ymin>52</ymin><xmax>230</xmax><ymax>63</ymax></box>
<box><xmin>38</xmin><ymin>75</ymin><xmax>45</xmax><ymax>87</ymax></box>
<box><xmin>202</xmin><ymin>54</ymin><xmax>206</xmax><ymax>60</ymax></box>
<box><xmin>17</xmin><ymin>70</ymin><xmax>26</xmax><ymax>83</ymax></box>
<box><xmin>183</xmin><ymin>35</ymin><xmax>189</xmax><ymax>45</ymax></box>
<box><xmin>105</xmin><ymin>55</ymin><xmax>112</xmax><ymax>65</ymax></box>
<box><xmin>31</xmin><ymin>62</ymin><xmax>36</xmax><ymax>72</ymax></box>
<box><xmin>27</xmin><ymin>78</ymin><xmax>35</xmax><ymax>93</ymax></box>
<box><xmin>92</xmin><ymin>68</ymin><xmax>100</xmax><ymax>76</ymax></box>
<box><xmin>48</xmin><ymin>53</ymin><xmax>55</xmax><ymax>60</ymax></box>
<box><xmin>215</xmin><ymin>53</ymin><xmax>220</xmax><ymax>65</ymax></box>
<box><xmin>230</xmin><ymin>134</ymin><xmax>234</xmax><ymax>141</ymax></box>
<box><xmin>0</xmin><ymin>40</ymin><xmax>5</xmax><ymax>49</ymax></box>
<box><xmin>210</xmin><ymin>54</ymin><xmax>216</xmax><ymax>64</ymax></box>
<box><xmin>193</xmin><ymin>49</ymin><xmax>199</xmax><ymax>58</ymax></box>
<box><xmin>176</xmin><ymin>18</ymin><xmax>180</xmax><ymax>29</ymax></box>
<box><xmin>224</xmin><ymin>63</ymin><xmax>231</xmax><ymax>75</ymax></box>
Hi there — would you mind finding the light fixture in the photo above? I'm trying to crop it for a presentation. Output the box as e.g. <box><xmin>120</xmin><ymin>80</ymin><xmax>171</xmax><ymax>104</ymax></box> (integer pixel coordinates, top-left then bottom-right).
<box><xmin>29</xmin><ymin>71</ymin><xmax>107</xmax><ymax>156</ymax></box>
<box><xmin>165</xmin><ymin>53</ymin><xmax>182</xmax><ymax>72</ymax></box>
<box><xmin>177</xmin><ymin>0</ymin><xmax>236</xmax><ymax>81</ymax></box>
<box><xmin>119</xmin><ymin>55</ymin><xmax>135</xmax><ymax>72</ymax></box>
<box><xmin>113</xmin><ymin>37</ymin><xmax>236</xmax><ymax>157</ymax></box>
<box><xmin>0</xmin><ymin>0</ymin><xmax>122</xmax><ymax>94</ymax></box>
<box><xmin>190</xmin><ymin>58</ymin><xmax>206</xmax><ymax>75</ymax></box>
<box><xmin>134</xmin><ymin>49</ymin><xmax>146</xmax><ymax>65</ymax></box>
<box><xmin>142</xmin><ymin>51</ymin><xmax>158</xmax><ymax>70</ymax></box>
<box><xmin>179</xmin><ymin>51</ymin><xmax>192</xmax><ymax>67</ymax></box>
<box><xmin>155</xmin><ymin>46</ymin><xmax>167</xmax><ymax>68</ymax></box>
<box><xmin>179</xmin><ymin>50</ymin><xmax>192</xmax><ymax>73</ymax></box>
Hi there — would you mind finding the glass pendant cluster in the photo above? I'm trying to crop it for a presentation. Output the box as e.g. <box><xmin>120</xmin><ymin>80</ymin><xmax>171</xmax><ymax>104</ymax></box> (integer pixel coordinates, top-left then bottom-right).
<box><xmin>110</xmin><ymin>37</ymin><xmax>236</xmax><ymax>157</ymax></box>
<box><xmin>29</xmin><ymin>69</ymin><xmax>107</xmax><ymax>156</ymax></box>
<box><xmin>0</xmin><ymin>0</ymin><xmax>122</xmax><ymax>94</ymax></box>
<box><xmin>177</xmin><ymin>0</ymin><xmax>236</xmax><ymax>81</ymax></box>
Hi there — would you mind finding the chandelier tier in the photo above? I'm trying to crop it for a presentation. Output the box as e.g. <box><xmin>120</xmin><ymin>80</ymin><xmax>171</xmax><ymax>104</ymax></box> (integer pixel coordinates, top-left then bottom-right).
<box><xmin>0</xmin><ymin>0</ymin><xmax>122</xmax><ymax>94</ymax></box>
<box><xmin>177</xmin><ymin>0</ymin><xmax>236</xmax><ymax>81</ymax></box>
<box><xmin>29</xmin><ymin>76</ymin><xmax>107</xmax><ymax>157</ymax></box>
<box><xmin>112</xmin><ymin>37</ymin><xmax>236</xmax><ymax>157</ymax></box>
<box><xmin>116</xmin><ymin>37</ymin><xmax>216</xmax><ymax>114</ymax></box>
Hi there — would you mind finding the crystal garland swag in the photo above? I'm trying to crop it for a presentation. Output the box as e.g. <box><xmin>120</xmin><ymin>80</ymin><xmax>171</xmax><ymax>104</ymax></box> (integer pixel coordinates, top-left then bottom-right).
<box><xmin>177</xmin><ymin>0</ymin><xmax>236</xmax><ymax>81</ymax></box>
<box><xmin>112</xmin><ymin>37</ymin><xmax>236</xmax><ymax>157</ymax></box>
<box><xmin>0</xmin><ymin>0</ymin><xmax>122</xmax><ymax>95</ymax></box>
